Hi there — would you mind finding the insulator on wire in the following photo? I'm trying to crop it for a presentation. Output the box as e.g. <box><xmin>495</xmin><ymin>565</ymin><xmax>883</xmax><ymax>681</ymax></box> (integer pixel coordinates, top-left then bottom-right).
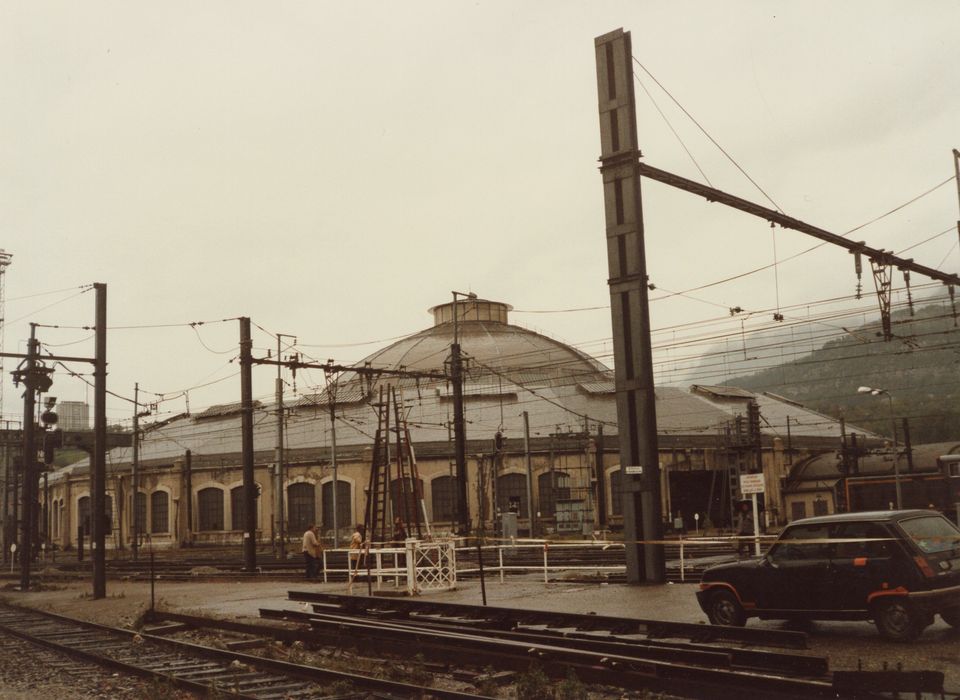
<box><xmin>903</xmin><ymin>270</ymin><xmax>914</xmax><ymax>315</ymax></box>
<box><xmin>853</xmin><ymin>252</ymin><xmax>863</xmax><ymax>300</ymax></box>
<box><xmin>949</xmin><ymin>285</ymin><xmax>958</xmax><ymax>327</ymax></box>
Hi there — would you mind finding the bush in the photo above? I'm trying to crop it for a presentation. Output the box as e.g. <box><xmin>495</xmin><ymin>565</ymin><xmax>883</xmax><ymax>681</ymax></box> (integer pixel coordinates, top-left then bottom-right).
<box><xmin>516</xmin><ymin>664</ymin><xmax>553</xmax><ymax>700</ymax></box>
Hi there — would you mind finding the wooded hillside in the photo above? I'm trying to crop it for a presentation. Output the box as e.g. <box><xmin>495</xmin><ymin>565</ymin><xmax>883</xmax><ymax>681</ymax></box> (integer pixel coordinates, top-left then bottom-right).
<box><xmin>727</xmin><ymin>300</ymin><xmax>960</xmax><ymax>443</ymax></box>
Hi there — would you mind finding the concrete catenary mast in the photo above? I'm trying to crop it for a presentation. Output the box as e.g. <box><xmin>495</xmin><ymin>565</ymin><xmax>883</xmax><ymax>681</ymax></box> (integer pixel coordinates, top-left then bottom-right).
<box><xmin>594</xmin><ymin>29</ymin><xmax>665</xmax><ymax>584</ymax></box>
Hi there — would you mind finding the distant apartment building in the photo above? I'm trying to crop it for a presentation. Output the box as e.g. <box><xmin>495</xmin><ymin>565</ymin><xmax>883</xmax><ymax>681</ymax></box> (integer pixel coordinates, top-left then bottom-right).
<box><xmin>57</xmin><ymin>401</ymin><xmax>89</xmax><ymax>431</ymax></box>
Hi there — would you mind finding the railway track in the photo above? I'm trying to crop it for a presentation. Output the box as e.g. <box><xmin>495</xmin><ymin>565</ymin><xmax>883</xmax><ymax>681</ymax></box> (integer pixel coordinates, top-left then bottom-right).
<box><xmin>0</xmin><ymin>603</ymin><xmax>479</xmax><ymax>699</ymax></box>
<box><xmin>241</xmin><ymin>590</ymin><xmax>945</xmax><ymax>699</ymax></box>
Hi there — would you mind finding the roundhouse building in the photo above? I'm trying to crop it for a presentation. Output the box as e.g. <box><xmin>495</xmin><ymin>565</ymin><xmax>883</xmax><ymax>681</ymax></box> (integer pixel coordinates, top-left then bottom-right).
<box><xmin>45</xmin><ymin>298</ymin><xmax>873</xmax><ymax>550</ymax></box>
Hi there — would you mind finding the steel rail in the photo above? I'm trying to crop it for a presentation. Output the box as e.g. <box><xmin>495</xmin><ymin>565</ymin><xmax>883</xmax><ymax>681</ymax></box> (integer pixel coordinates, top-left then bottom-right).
<box><xmin>0</xmin><ymin>607</ymin><xmax>262</xmax><ymax>699</ymax></box>
<box><xmin>280</xmin><ymin>608</ymin><xmax>947</xmax><ymax>699</ymax></box>
<box><xmin>0</xmin><ymin>603</ymin><xmax>481</xmax><ymax>699</ymax></box>
<box><xmin>286</xmin><ymin>590</ymin><xmax>809</xmax><ymax>649</ymax></box>
<box><xmin>136</xmin><ymin>607</ymin><xmax>947</xmax><ymax>699</ymax></box>
<box><xmin>266</xmin><ymin>605</ymin><xmax>828</xmax><ymax>677</ymax></box>
<box><xmin>266</xmin><ymin>606</ymin><xmax>837</xmax><ymax>698</ymax></box>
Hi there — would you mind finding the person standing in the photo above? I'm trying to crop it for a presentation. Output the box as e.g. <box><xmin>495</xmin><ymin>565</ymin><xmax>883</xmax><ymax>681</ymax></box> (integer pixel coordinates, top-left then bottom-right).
<box><xmin>347</xmin><ymin>524</ymin><xmax>366</xmax><ymax>590</ymax></box>
<box><xmin>302</xmin><ymin>524</ymin><xmax>322</xmax><ymax>580</ymax></box>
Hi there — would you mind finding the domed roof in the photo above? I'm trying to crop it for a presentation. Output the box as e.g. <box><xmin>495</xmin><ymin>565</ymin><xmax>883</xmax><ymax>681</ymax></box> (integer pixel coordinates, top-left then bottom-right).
<box><xmin>359</xmin><ymin>298</ymin><xmax>611</xmax><ymax>387</ymax></box>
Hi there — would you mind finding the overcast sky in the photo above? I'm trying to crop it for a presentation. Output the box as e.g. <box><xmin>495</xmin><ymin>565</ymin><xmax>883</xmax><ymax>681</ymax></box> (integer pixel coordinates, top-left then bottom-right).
<box><xmin>2</xmin><ymin>1</ymin><xmax>959</xmax><ymax>427</ymax></box>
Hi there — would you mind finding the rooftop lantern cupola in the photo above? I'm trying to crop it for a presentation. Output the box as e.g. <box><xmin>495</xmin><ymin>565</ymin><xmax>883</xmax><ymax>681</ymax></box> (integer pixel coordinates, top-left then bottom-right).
<box><xmin>429</xmin><ymin>298</ymin><xmax>512</xmax><ymax>327</ymax></box>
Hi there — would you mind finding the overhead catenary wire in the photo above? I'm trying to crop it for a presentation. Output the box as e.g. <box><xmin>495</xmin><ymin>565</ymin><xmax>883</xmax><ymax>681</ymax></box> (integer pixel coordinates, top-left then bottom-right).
<box><xmin>936</xmin><ymin>240</ymin><xmax>959</xmax><ymax>271</ymax></box>
<box><xmin>5</xmin><ymin>287</ymin><xmax>93</xmax><ymax>327</ymax></box>
<box><xmin>104</xmin><ymin>307</ymin><xmax>960</xmax><ymax>454</ymax></box>
<box><xmin>513</xmin><ymin>190</ymin><xmax>957</xmax><ymax>318</ymax></box>
<box><xmin>631</xmin><ymin>55</ymin><xmax>784</xmax><ymax>214</ymax></box>
<box><xmin>31</xmin><ymin>317</ymin><xmax>238</xmax><ymax>331</ymax></box>
<box><xmin>123</xmin><ymin>352</ymin><xmax>960</xmax><ymax>455</ymax></box>
<box><xmin>40</xmin><ymin>274</ymin><xmax>952</xmax><ymax>441</ymax></box>
<box><xmin>633</xmin><ymin>69</ymin><xmax>713</xmax><ymax>186</ymax></box>
<box><xmin>5</xmin><ymin>284</ymin><xmax>94</xmax><ymax>302</ymax></box>
<box><xmin>39</xmin><ymin>316</ymin><xmax>954</xmax><ymax>448</ymax></box>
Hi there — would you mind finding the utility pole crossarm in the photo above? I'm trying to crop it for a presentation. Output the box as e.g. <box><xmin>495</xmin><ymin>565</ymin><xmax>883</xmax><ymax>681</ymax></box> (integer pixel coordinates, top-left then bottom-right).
<box><xmin>0</xmin><ymin>351</ymin><xmax>96</xmax><ymax>365</ymax></box>
<box><xmin>634</xmin><ymin>162</ymin><xmax>960</xmax><ymax>287</ymax></box>
<box><xmin>251</xmin><ymin>357</ymin><xmax>447</xmax><ymax>381</ymax></box>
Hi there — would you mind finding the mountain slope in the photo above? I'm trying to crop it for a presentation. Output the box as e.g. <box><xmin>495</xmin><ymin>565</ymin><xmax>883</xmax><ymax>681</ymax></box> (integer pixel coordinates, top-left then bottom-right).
<box><xmin>726</xmin><ymin>300</ymin><xmax>960</xmax><ymax>443</ymax></box>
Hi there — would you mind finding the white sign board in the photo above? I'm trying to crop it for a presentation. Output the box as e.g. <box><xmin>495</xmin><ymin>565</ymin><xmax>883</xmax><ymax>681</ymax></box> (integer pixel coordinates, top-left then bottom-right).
<box><xmin>740</xmin><ymin>473</ymin><xmax>765</xmax><ymax>494</ymax></box>
<box><xmin>624</xmin><ymin>465</ymin><xmax>644</xmax><ymax>475</ymax></box>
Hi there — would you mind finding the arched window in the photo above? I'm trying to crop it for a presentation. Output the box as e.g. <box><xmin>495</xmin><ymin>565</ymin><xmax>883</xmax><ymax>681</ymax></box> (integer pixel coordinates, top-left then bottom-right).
<box><xmin>78</xmin><ymin>496</ymin><xmax>91</xmax><ymax>536</ymax></box>
<box><xmin>287</xmin><ymin>482</ymin><xmax>316</xmax><ymax>535</ymax></box>
<box><xmin>496</xmin><ymin>473</ymin><xmax>528</xmax><ymax>519</ymax></box>
<box><xmin>197</xmin><ymin>488</ymin><xmax>224</xmax><ymax>531</ymax></box>
<box><xmin>390</xmin><ymin>477</ymin><xmax>423</xmax><ymax>526</ymax></box>
<box><xmin>431</xmin><ymin>476</ymin><xmax>458</xmax><ymax>522</ymax></box>
<box><xmin>134</xmin><ymin>493</ymin><xmax>147</xmax><ymax>536</ymax></box>
<box><xmin>151</xmin><ymin>492</ymin><xmax>169</xmax><ymax>534</ymax></box>
<box><xmin>321</xmin><ymin>480</ymin><xmax>351</xmax><ymax>533</ymax></box>
<box><xmin>537</xmin><ymin>471</ymin><xmax>571</xmax><ymax>518</ymax></box>
<box><xmin>610</xmin><ymin>470</ymin><xmax>623</xmax><ymax>517</ymax></box>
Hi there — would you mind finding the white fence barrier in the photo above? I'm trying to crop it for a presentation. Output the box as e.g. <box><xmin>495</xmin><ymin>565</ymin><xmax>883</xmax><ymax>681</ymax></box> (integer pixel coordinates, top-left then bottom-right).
<box><xmin>455</xmin><ymin>535</ymin><xmax>778</xmax><ymax>583</ymax></box>
<box><xmin>406</xmin><ymin>538</ymin><xmax>457</xmax><ymax>594</ymax></box>
<box><xmin>325</xmin><ymin>538</ymin><xmax>457</xmax><ymax>594</ymax></box>
<box><xmin>319</xmin><ymin>535</ymin><xmax>775</xmax><ymax>592</ymax></box>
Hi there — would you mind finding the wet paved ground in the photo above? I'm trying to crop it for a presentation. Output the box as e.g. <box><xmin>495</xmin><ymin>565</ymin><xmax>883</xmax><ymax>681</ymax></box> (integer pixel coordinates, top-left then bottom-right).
<box><xmin>4</xmin><ymin>575</ymin><xmax>959</xmax><ymax>692</ymax></box>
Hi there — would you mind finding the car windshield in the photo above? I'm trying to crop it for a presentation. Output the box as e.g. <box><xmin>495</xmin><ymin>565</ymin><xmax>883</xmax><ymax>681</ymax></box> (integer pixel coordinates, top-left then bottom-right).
<box><xmin>898</xmin><ymin>515</ymin><xmax>960</xmax><ymax>554</ymax></box>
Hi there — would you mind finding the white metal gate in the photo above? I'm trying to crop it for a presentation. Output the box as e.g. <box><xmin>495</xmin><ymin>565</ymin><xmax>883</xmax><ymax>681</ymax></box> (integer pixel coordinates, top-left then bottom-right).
<box><xmin>405</xmin><ymin>538</ymin><xmax>456</xmax><ymax>594</ymax></box>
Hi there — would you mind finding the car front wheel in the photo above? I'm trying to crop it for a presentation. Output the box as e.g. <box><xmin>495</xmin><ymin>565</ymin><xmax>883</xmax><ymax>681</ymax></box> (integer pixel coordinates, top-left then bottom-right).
<box><xmin>873</xmin><ymin>598</ymin><xmax>922</xmax><ymax>642</ymax></box>
<box><xmin>707</xmin><ymin>589</ymin><xmax>746</xmax><ymax>627</ymax></box>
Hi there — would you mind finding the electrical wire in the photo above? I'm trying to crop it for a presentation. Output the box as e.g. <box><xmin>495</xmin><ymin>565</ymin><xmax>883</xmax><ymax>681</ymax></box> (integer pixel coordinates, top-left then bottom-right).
<box><xmin>51</xmin><ymin>286</ymin><xmax>955</xmax><ymax>447</ymax></box>
<box><xmin>846</xmin><ymin>177</ymin><xmax>956</xmax><ymax>237</ymax></box>
<box><xmin>935</xmin><ymin>240</ymin><xmax>959</xmax><ymax>271</ymax></box>
<box><xmin>5</xmin><ymin>284</ymin><xmax>94</xmax><ymax>302</ymax></box>
<box><xmin>32</xmin><ymin>317</ymin><xmax>237</xmax><ymax>331</ymax></box>
<box><xmin>5</xmin><ymin>288</ymin><xmax>92</xmax><ymax>326</ymax></box>
<box><xmin>40</xmin><ymin>334</ymin><xmax>95</xmax><ymax>348</ymax></box>
<box><xmin>191</xmin><ymin>324</ymin><xmax>236</xmax><ymax>355</ymax></box>
<box><xmin>632</xmin><ymin>55</ymin><xmax>784</xmax><ymax>213</ymax></box>
<box><xmin>633</xmin><ymin>70</ymin><xmax>713</xmax><ymax>186</ymax></box>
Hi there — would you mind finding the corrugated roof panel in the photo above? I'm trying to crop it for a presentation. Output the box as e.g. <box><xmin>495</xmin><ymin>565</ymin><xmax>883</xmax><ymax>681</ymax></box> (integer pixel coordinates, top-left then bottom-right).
<box><xmin>296</xmin><ymin>382</ymin><xmax>369</xmax><ymax>407</ymax></box>
<box><xmin>578</xmin><ymin>379</ymin><xmax>615</xmax><ymax>394</ymax></box>
<box><xmin>194</xmin><ymin>401</ymin><xmax>262</xmax><ymax>420</ymax></box>
<box><xmin>692</xmin><ymin>385</ymin><xmax>756</xmax><ymax>400</ymax></box>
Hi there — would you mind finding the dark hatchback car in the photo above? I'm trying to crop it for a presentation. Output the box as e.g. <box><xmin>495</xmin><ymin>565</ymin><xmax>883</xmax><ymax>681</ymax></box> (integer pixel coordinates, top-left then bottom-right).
<box><xmin>697</xmin><ymin>510</ymin><xmax>960</xmax><ymax>640</ymax></box>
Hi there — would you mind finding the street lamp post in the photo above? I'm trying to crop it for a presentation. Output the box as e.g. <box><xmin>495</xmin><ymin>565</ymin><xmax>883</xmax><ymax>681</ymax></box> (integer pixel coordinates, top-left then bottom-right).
<box><xmin>858</xmin><ymin>386</ymin><xmax>902</xmax><ymax>509</ymax></box>
<box><xmin>451</xmin><ymin>291</ymin><xmax>476</xmax><ymax>536</ymax></box>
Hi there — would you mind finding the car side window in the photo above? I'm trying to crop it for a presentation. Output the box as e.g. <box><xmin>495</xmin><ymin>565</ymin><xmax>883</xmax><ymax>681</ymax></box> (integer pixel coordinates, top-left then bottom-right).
<box><xmin>770</xmin><ymin>524</ymin><xmax>832</xmax><ymax>562</ymax></box>
<box><xmin>830</xmin><ymin>522</ymin><xmax>891</xmax><ymax>558</ymax></box>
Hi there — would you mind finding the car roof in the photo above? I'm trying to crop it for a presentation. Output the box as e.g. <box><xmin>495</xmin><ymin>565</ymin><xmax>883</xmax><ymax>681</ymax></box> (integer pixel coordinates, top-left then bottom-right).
<box><xmin>788</xmin><ymin>509</ymin><xmax>937</xmax><ymax>527</ymax></box>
